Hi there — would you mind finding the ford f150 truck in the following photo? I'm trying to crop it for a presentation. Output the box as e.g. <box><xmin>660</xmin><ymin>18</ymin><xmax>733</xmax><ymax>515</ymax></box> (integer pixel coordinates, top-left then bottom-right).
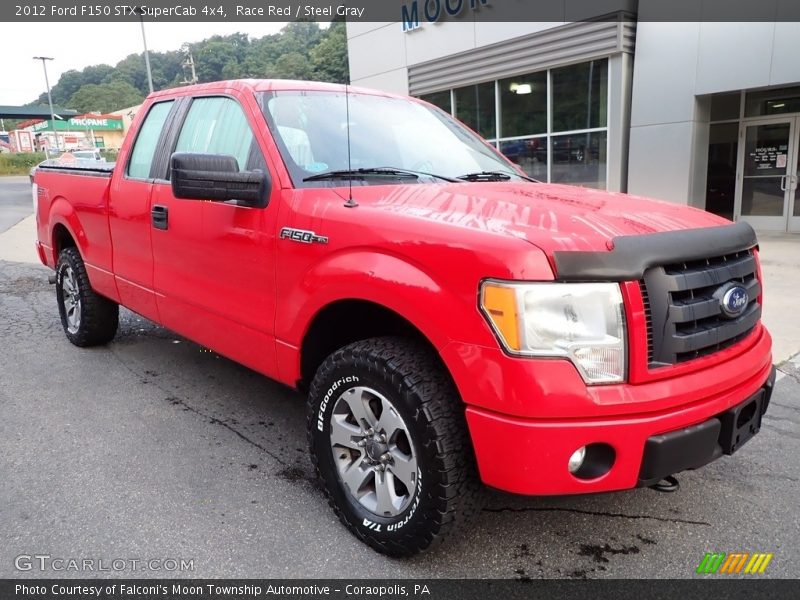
<box><xmin>33</xmin><ymin>80</ymin><xmax>774</xmax><ymax>556</ymax></box>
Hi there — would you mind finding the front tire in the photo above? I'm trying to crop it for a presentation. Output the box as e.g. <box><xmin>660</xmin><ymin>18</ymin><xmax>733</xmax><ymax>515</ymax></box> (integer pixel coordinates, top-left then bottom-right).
<box><xmin>308</xmin><ymin>337</ymin><xmax>483</xmax><ymax>556</ymax></box>
<box><xmin>56</xmin><ymin>247</ymin><xmax>118</xmax><ymax>347</ymax></box>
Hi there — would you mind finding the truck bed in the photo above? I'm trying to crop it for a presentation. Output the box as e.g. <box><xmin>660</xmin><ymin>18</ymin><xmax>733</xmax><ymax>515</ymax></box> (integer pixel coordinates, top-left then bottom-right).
<box><xmin>34</xmin><ymin>162</ymin><xmax>117</xmax><ymax>303</ymax></box>
<box><xmin>38</xmin><ymin>160</ymin><xmax>115</xmax><ymax>177</ymax></box>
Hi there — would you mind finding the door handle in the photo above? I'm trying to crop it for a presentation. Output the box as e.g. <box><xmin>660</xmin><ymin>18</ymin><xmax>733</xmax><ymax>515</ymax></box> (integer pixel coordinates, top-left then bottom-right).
<box><xmin>780</xmin><ymin>175</ymin><xmax>787</xmax><ymax>192</ymax></box>
<box><xmin>151</xmin><ymin>205</ymin><xmax>168</xmax><ymax>230</ymax></box>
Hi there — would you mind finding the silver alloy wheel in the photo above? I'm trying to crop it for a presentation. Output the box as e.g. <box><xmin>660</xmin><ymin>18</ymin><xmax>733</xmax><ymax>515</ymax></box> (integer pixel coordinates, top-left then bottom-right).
<box><xmin>61</xmin><ymin>266</ymin><xmax>81</xmax><ymax>334</ymax></box>
<box><xmin>329</xmin><ymin>386</ymin><xmax>418</xmax><ymax>517</ymax></box>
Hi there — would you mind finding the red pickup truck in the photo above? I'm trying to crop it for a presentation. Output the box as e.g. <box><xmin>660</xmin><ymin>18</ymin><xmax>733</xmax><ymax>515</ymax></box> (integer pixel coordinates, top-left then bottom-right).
<box><xmin>33</xmin><ymin>80</ymin><xmax>774</xmax><ymax>556</ymax></box>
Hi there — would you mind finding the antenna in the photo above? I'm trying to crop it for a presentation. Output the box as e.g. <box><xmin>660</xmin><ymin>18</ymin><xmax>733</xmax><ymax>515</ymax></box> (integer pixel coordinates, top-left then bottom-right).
<box><xmin>343</xmin><ymin>80</ymin><xmax>358</xmax><ymax>208</ymax></box>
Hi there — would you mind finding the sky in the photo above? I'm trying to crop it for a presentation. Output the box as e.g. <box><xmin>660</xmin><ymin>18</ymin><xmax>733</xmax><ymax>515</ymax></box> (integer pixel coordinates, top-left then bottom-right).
<box><xmin>0</xmin><ymin>22</ymin><xmax>289</xmax><ymax>105</ymax></box>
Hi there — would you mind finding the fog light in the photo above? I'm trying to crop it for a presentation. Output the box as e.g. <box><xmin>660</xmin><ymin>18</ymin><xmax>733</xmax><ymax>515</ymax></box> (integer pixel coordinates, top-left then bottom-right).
<box><xmin>568</xmin><ymin>446</ymin><xmax>586</xmax><ymax>474</ymax></box>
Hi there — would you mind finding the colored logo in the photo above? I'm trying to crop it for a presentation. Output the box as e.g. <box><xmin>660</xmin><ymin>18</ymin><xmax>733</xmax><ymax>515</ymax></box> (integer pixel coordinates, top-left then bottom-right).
<box><xmin>720</xmin><ymin>285</ymin><xmax>749</xmax><ymax>318</ymax></box>
<box><xmin>696</xmin><ymin>552</ymin><xmax>773</xmax><ymax>574</ymax></box>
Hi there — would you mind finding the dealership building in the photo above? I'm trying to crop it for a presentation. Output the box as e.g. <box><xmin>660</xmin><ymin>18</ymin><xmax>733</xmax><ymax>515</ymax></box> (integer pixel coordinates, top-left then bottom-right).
<box><xmin>347</xmin><ymin>13</ymin><xmax>800</xmax><ymax>232</ymax></box>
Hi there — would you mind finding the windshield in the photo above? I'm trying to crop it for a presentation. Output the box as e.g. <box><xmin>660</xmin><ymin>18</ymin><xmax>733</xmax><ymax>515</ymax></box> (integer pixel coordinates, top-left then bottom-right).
<box><xmin>258</xmin><ymin>90</ymin><xmax>524</xmax><ymax>186</ymax></box>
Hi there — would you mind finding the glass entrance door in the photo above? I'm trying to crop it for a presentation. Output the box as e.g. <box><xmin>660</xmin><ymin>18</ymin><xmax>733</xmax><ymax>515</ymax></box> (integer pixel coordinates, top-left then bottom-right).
<box><xmin>736</xmin><ymin>117</ymin><xmax>799</xmax><ymax>231</ymax></box>
<box><xmin>790</xmin><ymin>133</ymin><xmax>800</xmax><ymax>232</ymax></box>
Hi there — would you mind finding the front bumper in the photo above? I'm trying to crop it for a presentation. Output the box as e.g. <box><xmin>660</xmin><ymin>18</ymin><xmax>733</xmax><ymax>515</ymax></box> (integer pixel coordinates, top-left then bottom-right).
<box><xmin>463</xmin><ymin>360</ymin><xmax>775</xmax><ymax>496</ymax></box>
<box><xmin>637</xmin><ymin>367</ymin><xmax>774</xmax><ymax>487</ymax></box>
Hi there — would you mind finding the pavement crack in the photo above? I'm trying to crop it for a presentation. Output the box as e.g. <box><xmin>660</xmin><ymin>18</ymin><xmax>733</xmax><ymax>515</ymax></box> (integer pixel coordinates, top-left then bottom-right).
<box><xmin>483</xmin><ymin>506</ymin><xmax>711</xmax><ymax>526</ymax></box>
<box><xmin>108</xmin><ymin>347</ymin><xmax>293</xmax><ymax>468</ymax></box>
<box><xmin>769</xmin><ymin>400</ymin><xmax>799</xmax><ymax>412</ymax></box>
<box><xmin>761</xmin><ymin>422</ymin><xmax>800</xmax><ymax>441</ymax></box>
<box><xmin>776</xmin><ymin>367</ymin><xmax>800</xmax><ymax>386</ymax></box>
<box><xmin>166</xmin><ymin>395</ymin><xmax>291</xmax><ymax>468</ymax></box>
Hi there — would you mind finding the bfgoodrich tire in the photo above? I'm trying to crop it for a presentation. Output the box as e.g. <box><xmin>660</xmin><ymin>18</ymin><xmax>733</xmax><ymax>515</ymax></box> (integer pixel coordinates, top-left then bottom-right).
<box><xmin>308</xmin><ymin>337</ymin><xmax>483</xmax><ymax>556</ymax></box>
<box><xmin>55</xmin><ymin>247</ymin><xmax>119</xmax><ymax>347</ymax></box>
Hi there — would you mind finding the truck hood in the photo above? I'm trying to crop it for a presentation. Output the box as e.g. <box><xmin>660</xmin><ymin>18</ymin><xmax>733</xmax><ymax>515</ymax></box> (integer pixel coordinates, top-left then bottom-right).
<box><xmin>355</xmin><ymin>182</ymin><xmax>729</xmax><ymax>255</ymax></box>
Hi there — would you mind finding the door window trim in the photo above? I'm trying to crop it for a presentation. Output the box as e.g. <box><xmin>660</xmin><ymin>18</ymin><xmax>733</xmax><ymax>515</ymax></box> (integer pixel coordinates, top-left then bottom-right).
<box><xmin>162</xmin><ymin>94</ymin><xmax>267</xmax><ymax>182</ymax></box>
<box><xmin>124</xmin><ymin>99</ymin><xmax>178</xmax><ymax>182</ymax></box>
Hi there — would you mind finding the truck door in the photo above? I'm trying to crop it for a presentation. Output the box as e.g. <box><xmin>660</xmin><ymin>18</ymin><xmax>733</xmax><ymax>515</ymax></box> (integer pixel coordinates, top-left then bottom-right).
<box><xmin>150</xmin><ymin>93</ymin><xmax>280</xmax><ymax>379</ymax></box>
<box><xmin>108</xmin><ymin>99</ymin><xmax>176</xmax><ymax>322</ymax></box>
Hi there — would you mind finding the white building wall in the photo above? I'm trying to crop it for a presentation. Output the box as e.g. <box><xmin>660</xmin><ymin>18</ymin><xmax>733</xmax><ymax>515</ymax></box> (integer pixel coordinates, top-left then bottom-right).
<box><xmin>628</xmin><ymin>20</ymin><xmax>800</xmax><ymax>206</ymax></box>
<box><xmin>346</xmin><ymin>21</ymin><xmax>567</xmax><ymax>93</ymax></box>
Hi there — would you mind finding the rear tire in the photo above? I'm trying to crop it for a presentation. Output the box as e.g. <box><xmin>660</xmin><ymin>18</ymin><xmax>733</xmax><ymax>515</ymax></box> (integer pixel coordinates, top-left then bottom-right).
<box><xmin>308</xmin><ymin>336</ymin><xmax>484</xmax><ymax>556</ymax></box>
<box><xmin>56</xmin><ymin>247</ymin><xmax>118</xmax><ymax>347</ymax></box>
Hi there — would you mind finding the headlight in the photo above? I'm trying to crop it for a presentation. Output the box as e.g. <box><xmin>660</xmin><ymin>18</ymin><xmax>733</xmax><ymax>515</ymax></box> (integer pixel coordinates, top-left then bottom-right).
<box><xmin>480</xmin><ymin>280</ymin><xmax>626</xmax><ymax>384</ymax></box>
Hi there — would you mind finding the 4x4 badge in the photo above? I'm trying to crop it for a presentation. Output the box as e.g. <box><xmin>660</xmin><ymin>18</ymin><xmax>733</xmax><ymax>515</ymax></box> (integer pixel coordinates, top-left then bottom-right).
<box><xmin>279</xmin><ymin>227</ymin><xmax>328</xmax><ymax>245</ymax></box>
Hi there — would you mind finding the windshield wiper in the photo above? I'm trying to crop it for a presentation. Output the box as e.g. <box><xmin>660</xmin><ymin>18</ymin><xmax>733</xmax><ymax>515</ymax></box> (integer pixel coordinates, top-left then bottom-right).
<box><xmin>303</xmin><ymin>167</ymin><xmax>458</xmax><ymax>183</ymax></box>
<box><xmin>456</xmin><ymin>170</ymin><xmax>538</xmax><ymax>182</ymax></box>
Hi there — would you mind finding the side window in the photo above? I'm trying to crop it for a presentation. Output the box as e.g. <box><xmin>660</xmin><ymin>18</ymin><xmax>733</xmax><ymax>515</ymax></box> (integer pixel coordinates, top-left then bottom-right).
<box><xmin>175</xmin><ymin>97</ymin><xmax>258</xmax><ymax>170</ymax></box>
<box><xmin>127</xmin><ymin>100</ymin><xmax>174</xmax><ymax>179</ymax></box>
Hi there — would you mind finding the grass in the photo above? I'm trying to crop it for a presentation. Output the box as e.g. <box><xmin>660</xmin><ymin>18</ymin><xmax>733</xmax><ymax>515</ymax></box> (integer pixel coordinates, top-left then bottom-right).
<box><xmin>0</xmin><ymin>149</ymin><xmax>118</xmax><ymax>176</ymax></box>
<box><xmin>0</xmin><ymin>152</ymin><xmax>46</xmax><ymax>176</ymax></box>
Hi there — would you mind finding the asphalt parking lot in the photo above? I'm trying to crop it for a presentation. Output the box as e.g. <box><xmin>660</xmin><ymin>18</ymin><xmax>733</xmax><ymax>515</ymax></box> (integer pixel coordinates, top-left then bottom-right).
<box><xmin>1</xmin><ymin>176</ymin><xmax>799</xmax><ymax>579</ymax></box>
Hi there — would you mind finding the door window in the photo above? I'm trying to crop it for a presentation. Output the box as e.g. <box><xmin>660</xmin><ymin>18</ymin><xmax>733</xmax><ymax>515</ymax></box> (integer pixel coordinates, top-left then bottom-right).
<box><xmin>127</xmin><ymin>100</ymin><xmax>174</xmax><ymax>179</ymax></box>
<box><xmin>175</xmin><ymin>97</ymin><xmax>257</xmax><ymax>170</ymax></box>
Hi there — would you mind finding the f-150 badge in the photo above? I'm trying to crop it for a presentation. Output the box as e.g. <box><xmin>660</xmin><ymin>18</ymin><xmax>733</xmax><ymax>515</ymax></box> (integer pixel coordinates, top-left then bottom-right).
<box><xmin>279</xmin><ymin>227</ymin><xmax>329</xmax><ymax>244</ymax></box>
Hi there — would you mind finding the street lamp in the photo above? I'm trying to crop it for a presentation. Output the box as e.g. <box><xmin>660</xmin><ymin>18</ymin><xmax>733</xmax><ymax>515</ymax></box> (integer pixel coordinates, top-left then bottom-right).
<box><xmin>33</xmin><ymin>56</ymin><xmax>59</xmax><ymax>151</ymax></box>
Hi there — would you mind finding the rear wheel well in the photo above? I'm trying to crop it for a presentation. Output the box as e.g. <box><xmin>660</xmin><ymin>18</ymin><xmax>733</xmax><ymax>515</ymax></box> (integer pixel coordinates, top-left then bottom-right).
<box><xmin>299</xmin><ymin>300</ymin><xmax>440</xmax><ymax>390</ymax></box>
<box><xmin>52</xmin><ymin>224</ymin><xmax>77</xmax><ymax>255</ymax></box>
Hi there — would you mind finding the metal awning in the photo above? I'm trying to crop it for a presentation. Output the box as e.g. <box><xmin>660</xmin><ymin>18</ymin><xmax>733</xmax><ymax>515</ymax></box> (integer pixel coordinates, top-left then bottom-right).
<box><xmin>0</xmin><ymin>105</ymin><xmax>78</xmax><ymax>120</ymax></box>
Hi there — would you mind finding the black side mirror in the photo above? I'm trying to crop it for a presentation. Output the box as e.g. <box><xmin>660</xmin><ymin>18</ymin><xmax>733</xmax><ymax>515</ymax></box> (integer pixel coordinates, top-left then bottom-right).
<box><xmin>171</xmin><ymin>152</ymin><xmax>268</xmax><ymax>206</ymax></box>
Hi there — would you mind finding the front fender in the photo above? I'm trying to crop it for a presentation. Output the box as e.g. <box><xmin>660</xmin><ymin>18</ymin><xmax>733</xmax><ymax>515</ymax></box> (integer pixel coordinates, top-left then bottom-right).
<box><xmin>275</xmin><ymin>249</ymin><xmax>495</xmax><ymax>384</ymax></box>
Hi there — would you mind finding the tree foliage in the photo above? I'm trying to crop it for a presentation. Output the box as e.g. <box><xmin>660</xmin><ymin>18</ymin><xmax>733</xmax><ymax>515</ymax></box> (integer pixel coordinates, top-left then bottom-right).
<box><xmin>67</xmin><ymin>81</ymin><xmax>145</xmax><ymax>114</ymax></box>
<box><xmin>32</xmin><ymin>22</ymin><xmax>350</xmax><ymax>114</ymax></box>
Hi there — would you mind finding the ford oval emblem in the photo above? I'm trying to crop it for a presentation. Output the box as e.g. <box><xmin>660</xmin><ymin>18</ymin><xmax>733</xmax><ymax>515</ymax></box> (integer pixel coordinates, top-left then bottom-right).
<box><xmin>720</xmin><ymin>285</ymin><xmax>749</xmax><ymax>318</ymax></box>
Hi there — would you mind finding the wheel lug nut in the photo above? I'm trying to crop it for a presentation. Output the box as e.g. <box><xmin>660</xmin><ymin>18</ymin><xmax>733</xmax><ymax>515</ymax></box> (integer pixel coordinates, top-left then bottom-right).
<box><xmin>357</xmin><ymin>440</ymin><xmax>366</xmax><ymax>447</ymax></box>
<box><xmin>380</xmin><ymin>452</ymin><xmax>391</xmax><ymax>462</ymax></box>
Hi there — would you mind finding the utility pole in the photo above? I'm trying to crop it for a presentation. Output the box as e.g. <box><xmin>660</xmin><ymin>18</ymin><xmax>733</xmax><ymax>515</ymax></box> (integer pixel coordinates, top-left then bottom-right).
<box><xmin>33</xmin><ymin>56</ymin><xmax>59</xmax><ymax>151</ymax></box>
<box><xmin>180</xmin><ymin>43</ymin><xmax>198</xmax><ymax>85</ymax></box>
<box><xmin>138</xmin><ymin>12</ymin><xmax>155</xmax><ymax>94</ymax></box>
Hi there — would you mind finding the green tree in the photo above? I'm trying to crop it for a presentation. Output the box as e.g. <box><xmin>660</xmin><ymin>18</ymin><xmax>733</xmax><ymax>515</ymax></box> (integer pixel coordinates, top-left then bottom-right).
<box><xmin>32</xmin><ymin>23</ymin><xmax>351</xmax><ymax>112</ymax></box>
<box><xmin>67</xmin><ymin>81</ymin><xmax>144</xmax><ymax>114</ymax></box>
<box><xmin>271</xmin><ymin>52</ymin><xmax>312</xmax><ymax>80</ymax></box>
<box><xmin>310</xmin><ymin>21</ymin><xmax>349</xmax><ymax>83</ymax></box>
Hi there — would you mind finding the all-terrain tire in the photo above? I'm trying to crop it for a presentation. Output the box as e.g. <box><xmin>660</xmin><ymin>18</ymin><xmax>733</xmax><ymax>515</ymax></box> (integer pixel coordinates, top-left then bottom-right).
<box><xmin>308</xmin><ymin>336</ymin><xmax>484</xmax><ymax>557</ymax></box>
<box><xmin>55</xmin><ymin>247</ymin><xmax>119</xmax><ymax>347</ymax></box>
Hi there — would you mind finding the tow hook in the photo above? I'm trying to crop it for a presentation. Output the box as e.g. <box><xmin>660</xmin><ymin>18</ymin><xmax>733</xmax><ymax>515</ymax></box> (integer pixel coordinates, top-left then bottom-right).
<box><xmin>650</xmin><ymin>475</ymin><xmax>680</xmax><ymax>493</ymax></box>
<box><xmin>48</xmin><ymin>274</ymin><xmax>56</xmax><ymax>285</ymax></box>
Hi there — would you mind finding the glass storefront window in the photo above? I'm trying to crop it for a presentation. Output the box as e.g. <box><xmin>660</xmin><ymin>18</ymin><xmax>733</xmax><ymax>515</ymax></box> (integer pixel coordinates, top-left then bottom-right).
<box><xmin>552</xmin><ymin>59</ymin><xmax>608</xmax><ymax>132</ymax></box>
<box><xmin>745</xmin><ymin>86</ymin><xmax>800</xmax><ymax>117</ymax></box>
<box><xmin>423</xmin><ymin>58</ymin><xmax>610</xmax><ymax>188</ymax></box>
<box><xmin>710</xmin><ymin>92</ymin><xmax>741</xmax><ymax>122</ymax></box>
<box><xmin>499</xmin><ymin>137</ymin><xmax>547</xmax><ymax>181</ymax></box>
<box><xmin>454</xmin><ymin>82</ymin><xmax>496</xmax><ymax>140</ymax></box>
<box><xmin>419</xmin><ymin>90</ymin><xmax>452</xmax><ymax>114</ymax></box>
<box><xmin>705</xmin><ymin>123</ymin><xmax>739</xmax><ymax>220</ymax></box>
<box><xmin>550</xmin><ymin>131</ymin><xmax>607</xmax><ymax>189</ymax></box>
<box><xmin>499</xmin><ymin>72</ymin><xmax>547</xmax><ymax>137</ymax></box>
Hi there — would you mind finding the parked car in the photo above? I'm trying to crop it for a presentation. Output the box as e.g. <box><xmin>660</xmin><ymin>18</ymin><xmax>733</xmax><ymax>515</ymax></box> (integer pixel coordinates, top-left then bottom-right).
<box><xmin>33</xmin><ymin>80</ymin><xmax>774</xmax><ymax>556</ymax></box>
